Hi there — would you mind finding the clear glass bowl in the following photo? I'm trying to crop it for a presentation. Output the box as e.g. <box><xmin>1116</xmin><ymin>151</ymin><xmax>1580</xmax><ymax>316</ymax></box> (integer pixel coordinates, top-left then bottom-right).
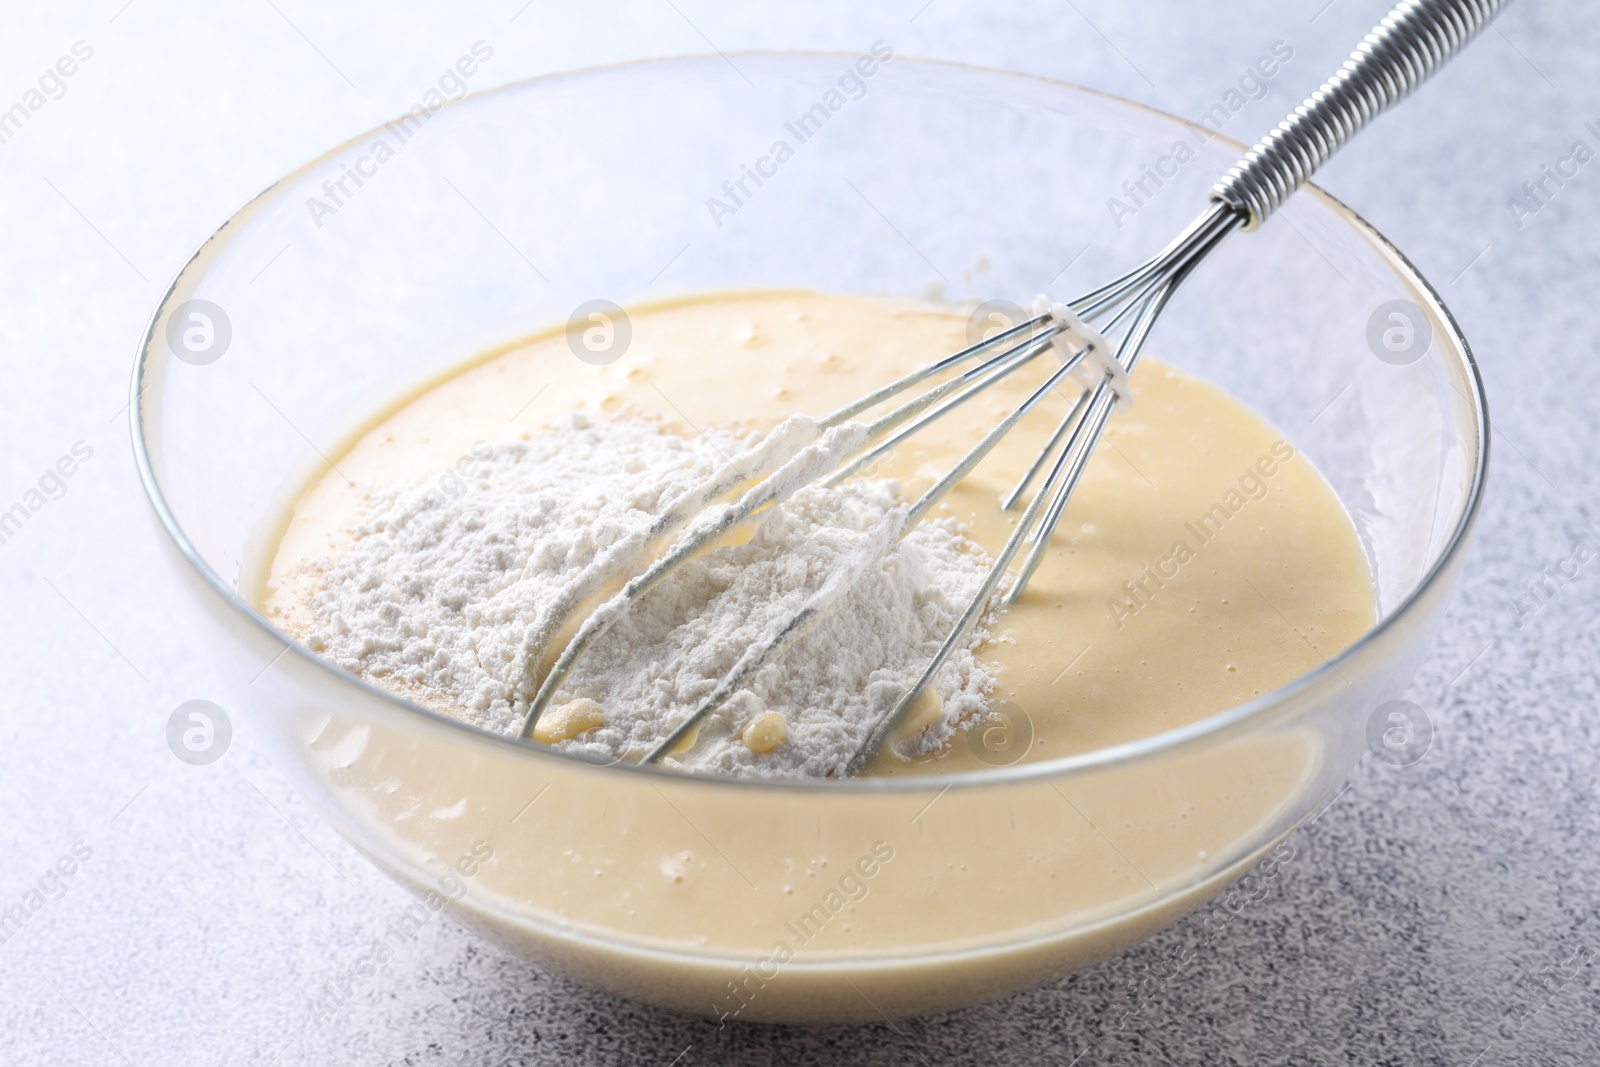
<box><xmin>131</xmin><ymin>54</ymin><xmax>1486</xmax><ymax>1023</ymax></box>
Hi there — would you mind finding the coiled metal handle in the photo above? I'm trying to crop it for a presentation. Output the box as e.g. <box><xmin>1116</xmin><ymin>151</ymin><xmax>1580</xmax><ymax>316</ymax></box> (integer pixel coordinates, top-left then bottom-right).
<box><xmin>1212</xmin><ymin>0</ymin><xmax>1508</xmax><ymax>229</ymax></box>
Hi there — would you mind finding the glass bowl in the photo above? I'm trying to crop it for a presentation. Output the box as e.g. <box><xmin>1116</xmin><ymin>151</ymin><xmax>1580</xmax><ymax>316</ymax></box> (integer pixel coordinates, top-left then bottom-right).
<box><xmin>131</xmin><ymin>53</ymin><xmax>1486</xmax><ymax>1023</ymax></box>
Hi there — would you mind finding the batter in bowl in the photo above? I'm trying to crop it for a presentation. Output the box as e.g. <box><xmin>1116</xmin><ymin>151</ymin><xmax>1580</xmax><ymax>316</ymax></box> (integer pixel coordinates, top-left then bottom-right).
<box><xmin>257</xmin><ymin>290</ymin><xmax>1373</xmax><ymax>777</ymax></box>
<box><xmin>246</xmin><ymin>290</ymin><xmax>1376</xmax><ymax>1020</ymax></box>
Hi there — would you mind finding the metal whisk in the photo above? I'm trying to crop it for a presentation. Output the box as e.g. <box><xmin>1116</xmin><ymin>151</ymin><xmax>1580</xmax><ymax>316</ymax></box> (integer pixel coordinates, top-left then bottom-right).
<box><xmin>520</xmin><ymin>0</ymin><xmax>1506</xmax><ymax>775</ymax></box>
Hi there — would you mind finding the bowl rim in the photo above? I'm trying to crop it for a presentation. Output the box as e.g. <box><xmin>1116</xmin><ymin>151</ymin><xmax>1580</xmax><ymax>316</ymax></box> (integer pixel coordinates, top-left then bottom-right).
<box><xmin>129</xmin><ymin>50</ymin><xmax>1490</xmax><ymax>795</ymax></box>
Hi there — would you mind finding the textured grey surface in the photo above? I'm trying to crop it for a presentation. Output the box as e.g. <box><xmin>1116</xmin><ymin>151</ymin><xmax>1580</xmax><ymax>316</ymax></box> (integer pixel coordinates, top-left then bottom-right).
<box><xmin>1</xmin><ymin>1</ymin><xmax>1597</xmax><ymax>1064</ymax></box>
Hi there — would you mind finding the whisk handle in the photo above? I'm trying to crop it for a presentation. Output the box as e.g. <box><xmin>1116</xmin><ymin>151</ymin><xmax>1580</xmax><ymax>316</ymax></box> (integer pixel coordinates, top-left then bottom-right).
<box><xmin>1211</xmin><ymin>0</ymin><xmax>1508</xmax><ymax>229</ymax></box>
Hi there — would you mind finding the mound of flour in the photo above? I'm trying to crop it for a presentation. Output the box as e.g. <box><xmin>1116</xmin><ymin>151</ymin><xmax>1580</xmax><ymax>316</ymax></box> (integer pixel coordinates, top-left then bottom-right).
<box><xmin>295</xmin><ymin>415</ymin><xmax>1000</xmax><ymax>777</ymax></box>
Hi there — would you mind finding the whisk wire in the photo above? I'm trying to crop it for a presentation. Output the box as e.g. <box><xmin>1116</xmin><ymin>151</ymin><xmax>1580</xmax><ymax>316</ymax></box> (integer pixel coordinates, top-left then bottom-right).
<box><xmin>825</xmin><ymin>328</ymin><xmax>1062</xmax><ymax>488</ymax></box>
<box><xmin>819</xmin><ymin>313</ymin><xmax>1049</xmax><ymax>427</ymax></box>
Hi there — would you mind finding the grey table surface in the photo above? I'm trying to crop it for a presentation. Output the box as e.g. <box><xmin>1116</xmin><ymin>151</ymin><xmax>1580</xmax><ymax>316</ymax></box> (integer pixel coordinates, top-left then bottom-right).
<box><xmin>1</xmin><ymin>1</ymin><xmax>1596</xmax><ymax>1064</ymax></box>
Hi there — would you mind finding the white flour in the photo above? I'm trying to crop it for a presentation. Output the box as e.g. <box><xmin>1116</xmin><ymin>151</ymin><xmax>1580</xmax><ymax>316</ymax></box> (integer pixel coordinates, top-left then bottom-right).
<box><xmin>296</xmin><ymin>415</ymin><xmax>1000</xmax><ymax>777</ymax></box>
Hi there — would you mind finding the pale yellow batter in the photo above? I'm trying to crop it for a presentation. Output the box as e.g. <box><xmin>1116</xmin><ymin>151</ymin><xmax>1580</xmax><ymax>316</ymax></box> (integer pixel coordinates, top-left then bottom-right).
<box><xmin>259</xmin><ymin>291</ymin><xmax>1372</xmax><ymax>775</ymax></box>
<box><xmin>251</xmin><ymin>292</ymin><xmax>1375</xmax><ymax>1021</ymax></box>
